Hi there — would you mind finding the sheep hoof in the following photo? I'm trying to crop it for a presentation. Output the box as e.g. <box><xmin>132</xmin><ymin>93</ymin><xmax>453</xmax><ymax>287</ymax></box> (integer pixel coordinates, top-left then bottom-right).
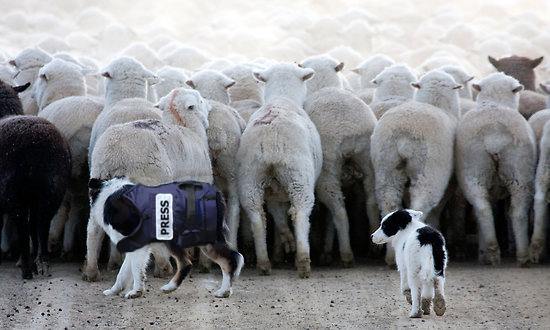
<box><xmin>340</xmin><ymin>253</ymin><xmax>354</xmax><ymax>268</ymax></box>
<box><xmin>529</xmin><ymin>240</ymin><xmax>545</xmax><ymax>264</ymax></box>
<box><xmin>82</xmin><ymin>267</ymin><xmax>101</xmax><ymax>282</ymax></box>
<box><xmin>280</xmin><ymin>231</ymin><xmax>296</xmax><ymax>253</ymax></box>
<box><xmin>48</xmin><ymin>240</ymin><xmax>62</xmax><ymax>255</ymax></box>
<box><xmin>124</xmin><ymin>290</ymin><xmax>142</xmax><ymax>299</ymax></box>
<box><xmin>421</xmin><ymin>298</ymin><xmax>432</xmax><ymax>315</ymax></box>
<box><xmin>296</xmin><ymin>258</ymin><xmax>311</xmax><ymax>279</ymax></box>
<box><xmin>403</xmin><ymin>289</ymin><xmax>412</xmax><ymax>305</ymax></box>
<box><xmin>21</xmin><ymin>268</ymin><xmax>33</xmax><ymax>280</ymax></box>
<box><xmin>257</xmin><ymin>261</ymin><xmax>271</xmax><ymax>275</ymax></box>
<box><xmin>409</xmin><ymin>310</ymin><xmax>423</xmax><ymax>318</ymax></box>
<box><xmin>35</xmin><ymin>259</ymin><xmax>50</xmax><ymax>277</ymax></box>
<box><xmin>318</xmin><ymin>253</ymin><xmax>333</xmax><ymax>266</ymax></box>
<box><xmin>433</xmin><ymin>294</ymin><xmax>446</xmax><ymax>316</ymax></box>
<box><xmin>154</xmin><ymin>263</ymin><xmax>175</xmax><ymax>277</ymax></box>
<box><xmin>103</xmin><ymin>288</ymin><xmax>119</xmax><ymax>296</ymax></box>
<box><xmin>107</xmin><ymin>260</ymin><xmax>121</xmax><ymax>271</ymax></box>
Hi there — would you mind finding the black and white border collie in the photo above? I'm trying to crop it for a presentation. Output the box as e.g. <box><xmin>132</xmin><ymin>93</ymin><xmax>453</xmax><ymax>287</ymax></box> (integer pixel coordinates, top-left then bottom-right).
<box><xmin>371</xmin><ymin>209</ymin><xmax>447</xmax><ymax>318</ymax></box>
<box><xmin>88</xmin><ymin>177</ymin><xmax>244</xmax><ymax>299</ymax></box>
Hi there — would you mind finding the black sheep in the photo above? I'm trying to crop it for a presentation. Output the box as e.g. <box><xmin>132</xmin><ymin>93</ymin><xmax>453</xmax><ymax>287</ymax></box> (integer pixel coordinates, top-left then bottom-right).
<box><xmin>0</xmin><ymin>79</ymin><xmax>71</xmax><ymax>279</ymax></box>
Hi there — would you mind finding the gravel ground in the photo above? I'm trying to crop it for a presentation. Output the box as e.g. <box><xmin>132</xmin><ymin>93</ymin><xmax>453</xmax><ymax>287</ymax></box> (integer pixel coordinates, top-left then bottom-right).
<box><xmin>0</xmin><ymin>262</ymin><xmax>549</xmax><ymax>329</ymax></box>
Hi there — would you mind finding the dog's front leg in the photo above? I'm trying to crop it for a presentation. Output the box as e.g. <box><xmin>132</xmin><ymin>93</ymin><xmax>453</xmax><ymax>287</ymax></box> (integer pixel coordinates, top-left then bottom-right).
<box><xmin>103</xmin><ymin>255</ymin><xmax>131</xmax><ymax>296</ymax></box>
<box><xmin>124</xmin><ymin>247</ymin><xmax>151</xmax><ymax>299</ymax></box>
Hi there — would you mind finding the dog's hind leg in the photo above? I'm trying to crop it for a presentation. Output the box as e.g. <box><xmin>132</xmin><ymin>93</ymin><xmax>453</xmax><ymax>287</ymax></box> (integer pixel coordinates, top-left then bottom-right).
<box><xmin>161</xmin><ymin>247</ymin><xmax>192</xmax><ymax>293</ymax></box>
<box><xmin>201</xmin><ymin>243</ymin><xmax>244</xmax><ymax>298</ymax></box>
<box><xmin>124</xmin><ymin>246</ymin><xmax>151</xmax><ymax>299</ymax></box>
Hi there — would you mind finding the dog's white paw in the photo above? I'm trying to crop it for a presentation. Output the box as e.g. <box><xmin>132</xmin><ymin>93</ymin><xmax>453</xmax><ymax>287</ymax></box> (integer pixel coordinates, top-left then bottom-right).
<box><xmin>124</xmin><ymin>290</ymin><xmax>142</xmax><ymax>299</ymax></box>
<box><xmin>103</xmin><ymin>288</ymin><xmax>118</xmax><ymax>296</ymax></box>
<box><xmin>160</xmin><ymin>283</ymin><xmax>178</xmax><ymax>293</ymax></box>
<box><xmin>214</xmin><ymin>288</ymin><xmax>232</xmax><ymax>298</ymax></box>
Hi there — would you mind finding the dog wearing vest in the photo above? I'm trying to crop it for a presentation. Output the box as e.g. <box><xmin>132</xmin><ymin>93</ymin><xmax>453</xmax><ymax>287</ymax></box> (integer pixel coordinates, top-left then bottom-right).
<box><xmin>88</xmin><ymin>177</ymin><xmax>244</xmax><ymax>299</ymax></box>
<box><xmin>371</xmin><ymin>209</ymin><xmax>447</xmax><ymax>318</ymax></box>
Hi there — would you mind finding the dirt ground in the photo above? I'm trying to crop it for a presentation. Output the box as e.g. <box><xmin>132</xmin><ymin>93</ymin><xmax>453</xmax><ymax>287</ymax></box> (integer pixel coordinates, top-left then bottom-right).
<box><xmin>0</xmin><ymin>261</ymin><xmax>549</xmax><ymax>329</ymax></box>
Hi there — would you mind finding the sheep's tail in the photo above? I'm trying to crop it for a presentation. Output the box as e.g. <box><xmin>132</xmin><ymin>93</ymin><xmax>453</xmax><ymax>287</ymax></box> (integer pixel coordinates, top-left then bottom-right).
<box><xmin>397</xmin><ymin>136</ymin><xmax>414</xmax><ymax>160</ymax></box>
<box><xmin>482</xmin><ymin>123</ymin><xmax>513</xmax><ymax>156</ymax></box>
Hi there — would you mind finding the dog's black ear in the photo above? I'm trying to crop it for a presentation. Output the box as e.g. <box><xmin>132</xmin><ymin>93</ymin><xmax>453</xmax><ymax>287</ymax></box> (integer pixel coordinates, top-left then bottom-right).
<box><xmin>88</xmin><ymin>178</ymin><xmax>104</xmax><ymax>190</ymax></box>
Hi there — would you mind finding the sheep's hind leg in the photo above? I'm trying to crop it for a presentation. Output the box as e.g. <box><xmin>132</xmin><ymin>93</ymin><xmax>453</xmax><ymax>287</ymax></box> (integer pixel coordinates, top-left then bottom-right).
<box><xmin>226</xmin><ymin>181</ymin><xmax>241</xmax><ymax>249</ymax></box>
<box><xmin>83</xmin><ymin>212</ymin><xmax>104</xmax><ymax>282</ymax></box>
<box><xmin>239</xmin><ymin>167</ymin><xmax>270</xmax><ymax>275</ymax></box>
<box><xmin>316</xmin><ymin>165</ymin><xmax>354</xmax><ymax>267</ymax></box>
<box><xmin>13</xmin><ymin>210</ymin><xmax>33</xmax><ymax>279</ymax></box>
<box><xmin>509</xmin><ymin>189</ymin><xmax>531</xmax><ymax>266</ymax></box>
<box><xmin>48</xmin><ymin>193</ymin><xmax>69</xmax><ymax>255</ymax></box>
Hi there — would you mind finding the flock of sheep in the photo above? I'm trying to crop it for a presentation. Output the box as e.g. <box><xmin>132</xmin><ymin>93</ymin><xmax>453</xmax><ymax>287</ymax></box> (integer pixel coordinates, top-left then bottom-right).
<box><xmin>1</xmin><ymin>1</ymin><xmax>550</xmax><ymax>282</ymax></box>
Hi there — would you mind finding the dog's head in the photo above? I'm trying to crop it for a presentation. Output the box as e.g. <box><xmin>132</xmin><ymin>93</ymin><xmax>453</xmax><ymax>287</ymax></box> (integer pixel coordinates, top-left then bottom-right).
<box><xmin>371</xmin><ymin>209</ymin><xmax>423</xmax><ymax>244</ymax></box>
<box><xmin>88</xmin><ymin>176</ymin><xmax>133</xmax><ymax>206</ymax></box>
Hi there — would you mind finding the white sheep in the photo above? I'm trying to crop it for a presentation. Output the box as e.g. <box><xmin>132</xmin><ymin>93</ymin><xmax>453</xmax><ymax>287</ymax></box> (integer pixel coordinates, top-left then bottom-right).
<box><xmin>84</xmin><ymin>57</ymin><xmax>173</xmax><ymax>281</ymax></box>
<box><xmin>371</xmin><ymin>70</ymin><xmax>461</xmax><ymax>265</ymax></box>
<box><xmin>302</xmin><ymin>55</ymin><xmax>379</xmax><ymax>266</ymax></box>
<box><xmin>456</xmin><ymin>72</ymin><xmax>535</xmax><ymax>266</ymax></box>
<box><xmin>88</xmin><ymin>57</ymin><xmax>160</xmax><ymax>162</ymax></box>
<box><xmin>9</xmin><ymin>47</ymin><xmax>52</xmax><ymax>115</ymax></box>
<box><xmin>369</xmin><ymin>64</ymin><xmax>417</xmax><ymax>119</ymax></box>
<box><xmin>531</xmin><ymin>119</ymin><xmax>550</xmax><ymax>263</ymax></box>
<box><xmin>35</xmin><ymin>59</ymin><xmax>103</xmax><ymax>256</ymax></box>
<box><xmin>186</xmin><ymin>70</ymin><xmax>246</xmax><ymax>249</ymax></box>
<box><xmin>237</xmin><ymin>63</ymin><xmax>322</xmax><ymax>278</ymax></box>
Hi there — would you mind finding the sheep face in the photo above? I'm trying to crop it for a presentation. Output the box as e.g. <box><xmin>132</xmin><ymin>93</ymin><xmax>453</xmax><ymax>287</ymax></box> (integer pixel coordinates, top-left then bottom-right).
<box><xmin>253</xmin><ymin>63</ymin><xmax>314</xmax><ymax>105</ymax></box>
<box><xmin>488</xmin><ymin>55</ymin><xmax>543</xmax><ymax>91</ymax></box>
<box><xmin>157</xmin><ymin>88</ymin><xmax>210</xmax><ymax>130</ymax></box>
<box><xmin>372</xmin><ymin>64</ymin><xmax>416</xmax><ymax>100</ymax></box>
<box><xmin>473</xmin><ymin>72</ymin><xmax>523</xmax><ymax>110</ymax></box>
<box><xmin>186</xmin><ymin>70</ymin><xmax>235</xmax><ymax>104</ymax></box>
<box><xmin>300</xmin><ymin>55</ymin><xmax>344</xmax><ymax>95</ymax></box>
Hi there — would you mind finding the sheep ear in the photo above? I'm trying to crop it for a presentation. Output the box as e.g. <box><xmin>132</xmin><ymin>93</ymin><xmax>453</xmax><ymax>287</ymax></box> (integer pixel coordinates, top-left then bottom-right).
<box><xmin>301</xmin><ymin>68</ymin><xmax>315</xmax><ymax>81</ymax></box>
<box><xmin>186</xmin><ymin>80</ymin><xmax>196</xmax><ymax>89</ymax></box>
<box><xmin>335</xmin><ymin>62</ymin><xmax>344</xmax><ymax>72</ymax></box>
<box><xmin>531</xmin><ymin>56</ymin><xmax>544</xmax><ymax>69</ymax></box>
<box><xmin>12</xmin><ymin>82</ymin><xmax>31</xmax><ymax>93</ymax></box>
<box><xmin>351</xmin><ymin>68</ymin><xmax>362</xmax><ymax>75</ymax></box>
<box><xmin>411</xmin><ymin>82</ymin><xmax>421</xmax><ymax>89</ymax></box>
<box><xmin>8</xmin><ymin>59</ymin><xmax>16</xmax><ymax>67</ymax></box>
<box><xmin>452</xmin><ymin>84</ymin><xmax>463</xmax><ymax>90</ymax></box>
<box><xmin>464</xmin><ymin>76</ymin><xmax>474</xmax><ymax>83</ymax></box>
<box><xmin>512</xmin><ymin>85</ymin><xmax>524</xmax><ymax>93</ymax></box>
<box><xmin>297</xmin><ymin>63</ymin><xmax>304</xmax><ymax>68</ymax></box>
<box><xmin>101</xmin><ymin>71</ymin><xmax>112</xmax><ymax>79</ymax></box>
<box><xmin>224</xmin><ymin>78</ymin><xmax>236</xmax><ymax>89</ymax></box>
<box><xmin>253</xmin><ymin>71</ymin><xmax>267</xmax><ymax>83</ymax></box>
<box><xmin>540</xmin><ymin>83</ymin><xmax>550</xmax><ymax>95</ymax></box>
<box><xmin>488</xmin><ymin>56</ymin><xmax>500</xmax><ymax>69</ymax></box>
<box><xmin>472</xmin><ymin>84</ymin><xmax>481</xmax><ymax>92</ymax></box>
<box><xmin>370</xmin><ymin>78</ymin><xmax>378</xmax><ymax>85</ymax></box>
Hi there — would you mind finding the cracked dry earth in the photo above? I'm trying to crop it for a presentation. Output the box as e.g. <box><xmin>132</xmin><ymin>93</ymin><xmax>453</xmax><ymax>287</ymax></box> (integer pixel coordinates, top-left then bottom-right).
<box><xmin>0</xmin><ymin>262</ymin><xmax>549</xmax><ymax>328</ymax></box>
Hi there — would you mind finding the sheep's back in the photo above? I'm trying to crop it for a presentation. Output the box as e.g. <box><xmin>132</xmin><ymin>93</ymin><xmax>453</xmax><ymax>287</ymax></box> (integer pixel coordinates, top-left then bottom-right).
<box><xmin>0</xmin><ymin>116</ymin><xmax>70</xmax><ymax>210</ymax></box>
